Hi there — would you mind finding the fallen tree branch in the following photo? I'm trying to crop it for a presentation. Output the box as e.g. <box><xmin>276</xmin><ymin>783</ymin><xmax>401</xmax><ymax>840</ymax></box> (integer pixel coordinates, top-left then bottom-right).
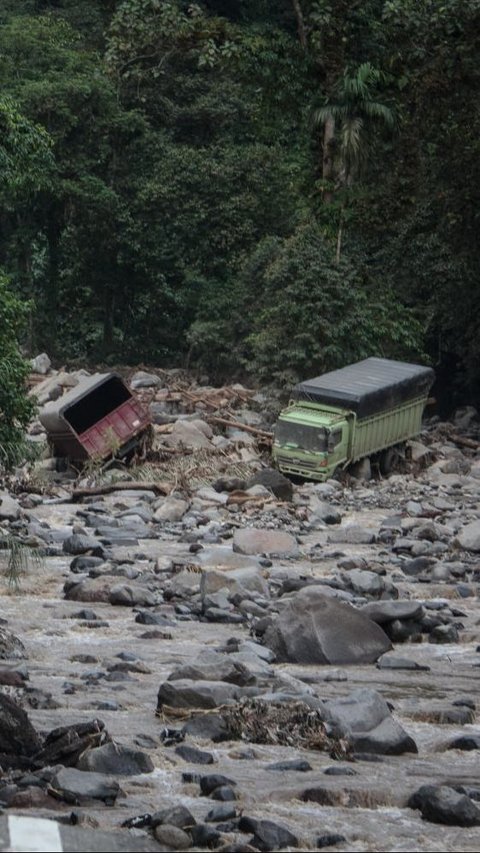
<box><xmin>72</xmin><ymin>480</ymin><xmax>171</xmax><ymax>501</ymax></box>
<box><xmin>206</xmin><ymin>416</ymin><xmax>272</xmax><ymax>440</ymax></box>
<box><xmin>451</xmin><ymin>434</ymin><xmax>480</xmax><ymax>450</ymax></box>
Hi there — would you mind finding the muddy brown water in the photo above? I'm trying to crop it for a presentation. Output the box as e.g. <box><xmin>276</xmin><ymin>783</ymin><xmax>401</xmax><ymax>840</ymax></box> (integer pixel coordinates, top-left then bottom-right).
<box><xmin>1</xmin><ymin>492</ymin><xmax>480</xmax><ymax>852</ymax></box>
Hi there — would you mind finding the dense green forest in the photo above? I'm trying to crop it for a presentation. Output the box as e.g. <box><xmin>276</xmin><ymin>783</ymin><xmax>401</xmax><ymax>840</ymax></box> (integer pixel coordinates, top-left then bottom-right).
<box><xmin>0</xmin><ymin>0</ymin><xmax>479</xmax><ymax>406</ymax></box>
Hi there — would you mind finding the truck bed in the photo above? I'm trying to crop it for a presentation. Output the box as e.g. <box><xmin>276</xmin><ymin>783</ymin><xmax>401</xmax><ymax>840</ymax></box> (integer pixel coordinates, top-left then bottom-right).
<box><xmin>293</xmin><ymin>358</ymin><xmax>434</xmax><ymax>419</ymax></box>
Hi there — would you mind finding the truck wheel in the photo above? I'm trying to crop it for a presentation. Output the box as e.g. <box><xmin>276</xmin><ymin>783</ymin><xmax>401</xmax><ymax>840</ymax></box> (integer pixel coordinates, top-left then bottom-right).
<box><xmin>380</xmin><ymin>447</ymin><xmax>396</xmax><ymax>475</ymax></box>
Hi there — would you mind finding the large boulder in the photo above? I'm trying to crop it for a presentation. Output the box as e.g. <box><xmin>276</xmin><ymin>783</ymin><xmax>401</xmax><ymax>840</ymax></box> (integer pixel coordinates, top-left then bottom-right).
<box><xmin>263</xmin><ymin>587</ymin><xmax>391</xmax><ymax>665</ymax></box>
<box><xmin>323</xmin><ymin>688</ymin><xmax>417</xmax><ymax>755</ymax></box>
<box><xmin>408</xmin><ymin>785</ymin><xmax>480</xmax><ymax>826</ymax></box>
<box><xmin>200</xmin><ymin>567</ymin><xmax>269</xmax><ymax>599</ymax></box>
<box><xmin>245</xmin><ymin>469</ymin><xmax>293</xmax><ymax>502</ymax></box>
<box><xmin>77</xmin><ymin>742</ymin><xmax>154</xmax><ymax>775</ymax></box>
<box><xmin>157</xmin><ymin>679</ymin><xmax>240</xmax><ymax>711</ymax></box>
<box><xmin>165</xmin><ymin>421</ymin><xmax>212</xmax><ymax>450</ymax></box>
<box><xmin>0</xmin><ymin>694</ymin><xmax>42</xmax><ymax>768</ymax></box>
<box><xmin>233</xmin><ymin>528</ymin><xmax>299</xmax><ymax>557</ymax></box>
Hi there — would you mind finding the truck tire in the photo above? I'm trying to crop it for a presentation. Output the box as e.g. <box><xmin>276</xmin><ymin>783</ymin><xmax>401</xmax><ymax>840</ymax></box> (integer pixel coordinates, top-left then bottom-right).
<box><xmin>380</xmin><ymin>447</ymin><xmax>396</xmax><ymax>475</ymax></box>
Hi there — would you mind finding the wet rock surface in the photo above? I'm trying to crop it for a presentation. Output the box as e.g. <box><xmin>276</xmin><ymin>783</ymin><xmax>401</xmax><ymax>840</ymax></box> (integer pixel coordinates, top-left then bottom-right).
<box><xmin>2</xmin><ymin>385</ymin><xmax>480</xmax><ymax>851</ymax></box>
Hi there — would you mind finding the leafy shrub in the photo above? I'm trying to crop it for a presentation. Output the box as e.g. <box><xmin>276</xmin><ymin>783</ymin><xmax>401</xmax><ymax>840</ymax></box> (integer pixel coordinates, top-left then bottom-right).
<box><xmin>0</xmin><ymin>273</ymin><xmax>36</xmax><ymax>469</ymax></box>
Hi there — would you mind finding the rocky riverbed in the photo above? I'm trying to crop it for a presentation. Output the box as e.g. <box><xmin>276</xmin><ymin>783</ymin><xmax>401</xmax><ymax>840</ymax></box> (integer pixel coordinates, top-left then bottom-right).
<box><xmin>1</xmin><ymin>369</ymin><xmax>480</xmax><ymax>852</ymax></box>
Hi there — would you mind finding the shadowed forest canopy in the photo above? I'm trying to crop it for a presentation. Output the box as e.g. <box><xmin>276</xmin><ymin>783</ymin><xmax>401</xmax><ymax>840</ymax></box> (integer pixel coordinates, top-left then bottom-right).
<box><xmin>0</xmin><ymin>0</ymin><xmax>479</xmax><ymax>409</ymax></box>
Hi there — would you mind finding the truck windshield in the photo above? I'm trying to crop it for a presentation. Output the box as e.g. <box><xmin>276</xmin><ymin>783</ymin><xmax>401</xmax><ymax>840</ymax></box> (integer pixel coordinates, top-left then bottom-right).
<box><xmin>274</xmin><ymin>421</ymin><xmax>327</xmax><ymax>452</ymax></box>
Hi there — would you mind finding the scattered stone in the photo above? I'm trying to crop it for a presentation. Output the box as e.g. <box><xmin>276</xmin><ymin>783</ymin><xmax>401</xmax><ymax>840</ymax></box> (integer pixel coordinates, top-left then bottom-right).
<box><xmin>0</xmin><ymin>694</ymin><xmax>42</xmax><ymax>769</ymax></box>
<box><xmin>50</xmin><ymin>767</ymin><xmax>120</xmax><ymax>805</ymax></box>
<box><xmin>239</xmin><ymin>817</ymin><xmax>298</xmax><ymax>851</ymax></box>
<box><xmin>266</xmin><ymin>759</ymin><xmax>312</xmax><ymax>772</ymax></box>
<box><xmin>63</xmin><ymin>534</ymin><xmax>105</xmax><ymax>557</ymax></box>
<box><xmin>323</xmin><ymin>688</ymin><xmax>417</xmax><ymax>755</ymax></box>
<box><xmin>175</xmin><ymin>744</ymin><xmax>215</xmax><ymax>765</ymax></box>
<box><xmin>245</xmin><ymin>469</ymin><xmax>293</xmax><ymax>502</ymax></box>
<box><xmin>233</xmin><ymin>528</ymin><xmax>299</xmax><ymax>557</ymax></box>
<box><xmin>456</xmin><ymin>521</ymin><xmax>480</xmax><ymax>552</ymax></box>
<box><xmin>200</xmin><ymin>774</ymin><xmax>237</xmax><ymax>796</ymax></box>
<box><xmin>263</xmin><ymin>588</ymin><xmax>391</xmax><ymax>664</ymax></box>
<box><xmin>317</xmin><ymin>833</ymin><xmax>347</xmax><ymax>848</ymax></box>
<box><xmin>0</xmin><ymin>627</ymin><xmax>26</xmax><ymax>660</ymax></box>
<box><xmin>408</xmin><ymin>785</ymin><xmax>480</xmax><ymax>826</ymax></box>
<box><xmin>77</xmin><ymin>741</ymin><xmax>154</xmax><ymax>775</ymax></box>
<box><xmin>153</xmin><ymin>824</ymin><xmax>191</xmax><ymax>849</ymax></box>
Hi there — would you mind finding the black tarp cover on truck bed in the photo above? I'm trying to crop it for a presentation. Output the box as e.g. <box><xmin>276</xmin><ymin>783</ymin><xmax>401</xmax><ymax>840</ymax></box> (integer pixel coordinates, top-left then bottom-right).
<box><xmin>292</xmin><ymin>358</ymin><xmax>435</xmax><ymax>419</ymax></box>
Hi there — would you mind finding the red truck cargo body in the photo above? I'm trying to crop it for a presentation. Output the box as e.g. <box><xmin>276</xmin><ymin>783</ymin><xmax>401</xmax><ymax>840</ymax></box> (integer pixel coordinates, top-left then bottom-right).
<box><xmin>39</xmin><ymin>373</ymin><xmax>151</xmax><ymax>462</ymax></box>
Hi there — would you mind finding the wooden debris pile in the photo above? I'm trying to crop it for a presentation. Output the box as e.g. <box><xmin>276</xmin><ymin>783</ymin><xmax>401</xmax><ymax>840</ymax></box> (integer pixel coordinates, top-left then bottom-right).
<box><xmin>221</xmin><ymin>698</ymin><xmax>351</xmax><ymax>757</ymax></box>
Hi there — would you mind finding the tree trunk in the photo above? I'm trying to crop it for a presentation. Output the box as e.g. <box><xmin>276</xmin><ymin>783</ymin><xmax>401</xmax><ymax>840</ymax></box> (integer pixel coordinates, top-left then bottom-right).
<box><xmin>322</xmin><ymin>115</ymin><xmax>336</xmax><ymax>203</ymax></box>
<box><xmin>103</xmin><ymin>286</ymin><xmax>115</xmax><ymax>354</ymax></box>
<box><xmin>291</xmin><ymin>0</ymin><xmax>307</xmax><ymax>50</ymax></box>
<box><xmin>46</xmin><ymin>209</ymin><xmax>61</xmax><ymax>348</ymax></box>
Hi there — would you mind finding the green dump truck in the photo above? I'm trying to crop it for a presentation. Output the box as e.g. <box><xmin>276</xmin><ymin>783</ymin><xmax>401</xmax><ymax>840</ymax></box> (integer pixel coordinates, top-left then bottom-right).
<box><xmin>273</xmin><ymin>358</ymin><xmax>434</xmax><ymax>481</ymax></box>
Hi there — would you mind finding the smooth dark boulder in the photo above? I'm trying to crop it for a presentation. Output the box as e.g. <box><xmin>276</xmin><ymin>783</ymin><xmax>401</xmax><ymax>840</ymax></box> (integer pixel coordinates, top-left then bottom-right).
<box><xmin>77</xmin><ymin>741</ymin><xmax>154</xmax><ymax>775</ymax></box>
<box><xmin>239</xmin><ymin>817</ymin><xmax>298</xmax><ymax>851</ymax></box>
<box><xmin>263</xmin><ymin>588</ymin><xmax>391</xmax><ymax>664</ymax></box>
<box><xmin>408</xmin><ymin>785</ymin><xmax>480</xmax><ymax>826</ymax></box>
<box><xmin>246</xmin><ymin>468</ymin><xmax>293</xmax><ymax>502</ymax></box>
<box><xmin>323</xmin><ymin>688</ymin><xmax>417</xmax><ymax>755</ymax></box>
<box><xmin>50</xmin><ymin>767</ymin><xmax>120</xmax><ymax>805</ymax></box>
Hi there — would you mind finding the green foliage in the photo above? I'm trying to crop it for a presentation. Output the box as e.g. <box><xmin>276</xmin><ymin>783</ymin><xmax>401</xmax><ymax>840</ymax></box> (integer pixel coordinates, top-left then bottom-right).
<box><xmin>243</xmin><ymin>224</ymin><xmax>425</xmax><ymax>385</ymax></box>
<box><xmin>0</xmin><ymin>95</ymin><xmax>54</xmax><ymax>204</ymax></box>
<box><xmin>0</xmin><ymin>274</ymin><xmax>36</xmax><ymax>469</ymax></box>
<box><xmin>0</xmin><ymin>0</ymin><xmax>478</xmax><ymax>407</ymax></box>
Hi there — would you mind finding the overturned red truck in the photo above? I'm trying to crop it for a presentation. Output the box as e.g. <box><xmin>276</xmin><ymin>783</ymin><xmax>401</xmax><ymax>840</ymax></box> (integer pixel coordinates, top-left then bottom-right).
<box><xmin>39</xmin><ymin>373</ymin><xmax>151</xmax><ymax>463</ymax></box>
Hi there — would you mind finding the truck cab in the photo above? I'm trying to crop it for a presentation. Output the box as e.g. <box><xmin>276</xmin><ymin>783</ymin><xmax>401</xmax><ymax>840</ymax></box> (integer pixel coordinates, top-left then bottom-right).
<box><xmin>273</xmin><ymin>402</ymin><xmax>351</xmax><ymax>481</ymax></box>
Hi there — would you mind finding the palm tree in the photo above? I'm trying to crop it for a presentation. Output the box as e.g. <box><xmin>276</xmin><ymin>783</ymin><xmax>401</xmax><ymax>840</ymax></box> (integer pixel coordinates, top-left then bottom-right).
<box><xmin>312</xmin><ymin>63</ymin><xmax>395</xmax><ymax>259</ymax></box>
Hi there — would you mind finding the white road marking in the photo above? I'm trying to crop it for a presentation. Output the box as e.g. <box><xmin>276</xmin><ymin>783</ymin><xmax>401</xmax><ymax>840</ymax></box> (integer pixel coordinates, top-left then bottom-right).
<box><xmin>8</xmin><ymin>816</ymin><xmax>63</xmax><ymax>852</ymax></box>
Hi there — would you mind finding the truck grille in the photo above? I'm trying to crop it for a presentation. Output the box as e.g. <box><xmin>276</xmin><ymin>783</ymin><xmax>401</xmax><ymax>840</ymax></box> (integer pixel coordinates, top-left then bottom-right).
<box><xmin>276</xmin><ymin>455</ymin><xmax>319</xmax><ymax>471</ymax></box>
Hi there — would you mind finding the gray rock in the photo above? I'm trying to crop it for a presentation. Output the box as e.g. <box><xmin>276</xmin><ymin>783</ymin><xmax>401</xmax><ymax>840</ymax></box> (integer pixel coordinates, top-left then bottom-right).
<box><xmin>245</xmin><ymin>469</ymin><xmax>293</xmax><ymax>502</ymax></box>
<box><xmin>0</xmin><ymin>626</ymin><xmax>27</xmax><ymax>660</ymax></box>
<box><xmin>151</xmin><ymin>804</ymin><xmax>196</xmax><ymax>829</ymax></box>
<box><xmin>408</xmin><ymin>785</ymin><xmax>480</xmax><ymax>826</ymax></box>
<box><xmin>196</xmin><ymin>546</ymin><xmax>261</xmax><ymax>571</ymax></box>
<box><xmin>456</xmin><ymin>521</ymin><xmax>480</xmax><ymax>552</ymax></box>
<box><xmin>130</xmin><ymin>370</ymin><xmax>161</xmax><ymax>388</ymax></box>
<box><xmin>153</xmin><ymin>825</ymin><xmax>191</xmax><ymax>850</ymax></box>
<box><xmin>200</xmin><ymin>567</ymin><xmax>269</xmax><ymax>599</ymax></box>
<box><xmin>0</xmin><ymin>694</ymin><xmax>42</xmax><ymax>768</ymax></box>
<box><xmin>165</xmin><ymin>421</ymin><xmax>212</xmax><ymax>450</ymax></box>
<box><xmin>109</xmin><ymin>583</ymin><xmax>156</xmax><ymax>607</ymax></box>
<box><xmin>233</xmin><ymin>528</ymin><xmax>299</xmax><ymax>557</ymax></box>
<box><xmin>175</xmin><ymin>744</ymin><xmax>214</xmax><ymax>764</ymax></box>
<box><xmin>310</xmin><ymin>499</ymin><xmax>342</xmax><ymax>524</ymax></box>
<box><xmin>77</xmin><ymin>741</ymin><xmax>154</xmax><ymax>775</ymax></box>
<box><xmin>263</xmin><ymin>587</ymin><xmax>391</xmax><ymax>665</ymax></box>
<box><xmin>0</xmin><ymin>494</ymin><xmax>20</xmax><ymax>520</ymax></box>
<box><xmin>51</xmin><ymin>766</ymin><xmax>120</xmax><ymax>804</ymax></box>
<box><xmin>323</xmin><ymin>688</ymin><xmax>417</xmax><ymax>755</ymax></box>
<box><xmin>328</xmin><ymin>525</ymin><xmax>376</xmax><ymax>545</ymax></box>
<box><xmin>429</xmin><ymin>624</ymin><xmax>459</xmax><ymax>643</ymax></box>
<box><xmin>154</xmin><ymin>498</ymin><xmax>190</xmax><ymax>523</ymax></box>
<box><xmin>31</xmin><ymin>352</ymin><xmax>51</xmax><ymax>374</ymax></box>
<box><xmin>64</xmin><ymin>577</ymin><xmax>112</xmax><ymax>603</ymax></box>
<box><xmin>157</xmin><ymin>679</ymin><xmax>239</xmax><ymax>710</ymax></box>
<box><xmin>360</xmin><ymin>600</ymin><xmax>423</xmax><ymax>624</ymax></box>
<box><xmin>376</xmin><ymin>654</ymin><xmax>430</xmax><ymax>671</ymax></box>
<box><xmin>168</xmin><ymin>652</ymin><xmax>255</xmax><ymax>686</ymax></box>
<box><xmin>239</xmin><ymin>817</ymin><xmax>298</xmax><ymax>851</ymax></box>
<box><xmin>63</xmin><ymin>534</ymin><xmax>105</xmax><ymax>557</ymax></box>
<box><xmin>342</xmin><ymin>569</ymin><xmax>386</xmax><ymax>597</ymax></box>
